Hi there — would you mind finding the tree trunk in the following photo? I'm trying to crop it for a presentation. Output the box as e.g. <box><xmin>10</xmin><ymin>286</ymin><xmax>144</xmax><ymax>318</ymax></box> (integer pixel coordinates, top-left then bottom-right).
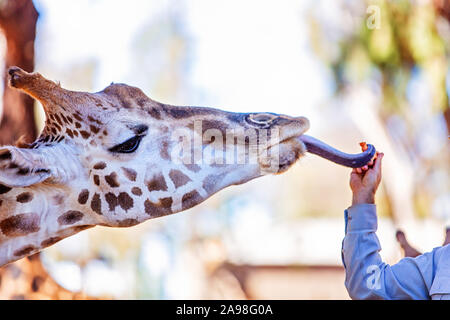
<box><xmin>0</xmin><ymin>0</ymin><xmax>38</xmax><ymax>145</ymax></box>
<box><xmin>0</xmin><ymin>0</ymin><xmax>97</xmax><ymax>300</ymax></box>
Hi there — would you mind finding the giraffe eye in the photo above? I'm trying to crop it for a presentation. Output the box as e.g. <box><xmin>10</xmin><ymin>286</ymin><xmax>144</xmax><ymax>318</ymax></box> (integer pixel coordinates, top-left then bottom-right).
<box><xmin>109</xmin><ymin>135</ymin><xmax>143</xmax><ymax>154</ymax></box>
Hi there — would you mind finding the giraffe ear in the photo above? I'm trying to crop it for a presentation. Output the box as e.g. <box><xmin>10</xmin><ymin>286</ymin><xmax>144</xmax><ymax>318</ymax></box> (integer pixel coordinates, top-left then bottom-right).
<box><xmin>0</xmin><ymin>146</ymin><xmax>52</xmax><ymax>187</ymax></box>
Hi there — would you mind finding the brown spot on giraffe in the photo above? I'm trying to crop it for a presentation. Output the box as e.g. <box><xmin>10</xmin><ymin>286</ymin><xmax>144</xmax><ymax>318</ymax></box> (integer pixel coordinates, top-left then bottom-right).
<box><xmin>117</xmin><ymin>218</ymin><xmax>139</xmax><ymax>227</ymax></box>
<box><xmin>136</xmin><ymin>98</ymin><xmax>146</xmax><ymax>108</ymax></box>
<box><xmin>182</xmin><ymin>190</ymin><xmax>203</xmax><ymax>211</ymax></box>
<box><xmin>118</xmin><ymin>192</ymin><xmax>133</xmax><ymax>211</ymax></box>
<box><xmin>169</xmin><ymin>169</ymin><xmax>191</xmax><ymax>188</ymax></box>
<box><xmin>89</xmin><ymin>125</ymin><xmax>100</xmax><ymax>134</ymax></box>
<box><xmin>73</xmin><ymin>113</ymin><xmax>82</xmax><ymax>122</ymax></box>
<box><xmin>160</xmin><ymin>197</ymin><xmax>173</xmax><ymax>210</ymax></box>
<box><xmin>160</xmin><ymin>140</ymin><xmax>170</xmax><ymax>160</ymax></box>
<box><xmin>77</xmin><ymin>189</ymin><xmax>89</xmax><ymax>205</ymax></box>
<box><xmin>93</xmin><ymin>162</ymin><xmax>107</xmax><ymax>170</ymax></box>
<box><xmin>131</xmin><ymin>187</ymin><xmax>142</xmax><ymax>196</ymax></box>
<box><xmin>79</xmin><ymin>131</ymin><xmax>90</xmax><ymax>140</ymax></box>
<box><xmin>105</xmin><ymin>192</ymin><xmax>118</xmax><ymax>211</ymax></box>
<box><xmin>52</xmin><ymin>194</ymin><xmax>65</xmax><ymax>206</ymax></box>
<box><xmin>184</xmin><ymin>163</ymin><xmax>201</xmax><ymax>173</ymax></box>
<box><xmin>105</xmin><ymin>172</ymin><xmax>120</xmax><ymax>188</ymax></box>
<box><xmin>166</xmin><ymin>107</ymin><xmax>192</xmax><ymax>119</ymax></box>
<box><xmin>60</xmin><ymin>113</ymin><xmax>68</xmax><ymax>124</ymax></box>
<box><xmin>147</xmin><ymin>173</ymin><xmax>168</xmax><ymax>192</ymax></box>
<box><xmin>14</xmin><ymin>245</ymin><xmax>36</xmax><ymax>257</ymax></box>
<box><xmin>0</xmin><ymin>213</ymin><xmax>40</xmax><ymax>237</ymax></box>
<box><xmin>70</xmin><ymin>225</ymin><xmax>93</xmax><ymax>232</ymax></box>
<box><xmin>147</xmin><ymin>107</ymin><xmax>161</xmax><ymax>119</ymax></box>
<box><xmin>167</xmin><ymin>105</ymin><xmax>222</xmax><ymax>119</ymax></box>
<box><xmin>199</xmin><ymin>119</ymin><xmax>229</xmax><ymax>136</ymax></box>
<box><xmin>87</xmin><ymin>115</ymin><xmax>102</xmax><ymax>125</ymax></box>
<box><xmin>93</xmin><ymin>175</ymin><xmax>100</xmax><ymax>186</ymax></box>
<box><xmin>53</xmin><ymin>114</ymin><xmax>63</xmax><ymax>126</ymax></box>
<box><xmin>57</xmin><ymin>211</ymin><xmax>84</xmax><ymax>225</ymax></box>
<box><xmin>144</xmin><ymin>197</ymin><xmax>173</xmax><ymax>218</ymax></box>
<box><xmin>121</xmin><ymin>167</ymin><xmax>137</xmax><ymax>182</ymax></box>
<box><xmin>16</xmin><ymin>192</ymin><xmax>33</xmax><ymax>203</ymax></box>
<box><xmin>66</xmin><ymin>128</ymin><xmax>74</xmax><ymax>139</ymax></box>
<box><xmin>41</xmin><ymin>237</ymin><xmax>63</xmax><ymax>247</ymax></box>
<box><xmin>91</xmin><ymin>193</ymin><xmax>102</xmax><ymax>215</ymax></box>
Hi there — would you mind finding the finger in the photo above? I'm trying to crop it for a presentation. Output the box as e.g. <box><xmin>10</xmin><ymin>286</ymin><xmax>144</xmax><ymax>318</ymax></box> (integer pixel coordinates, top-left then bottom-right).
<box><xmin>372</xmin><ymin>152</ymin><xmax>384</xmax><ymax>172</ymax></box>
<box><xmin>362</xmin><ymin>165</ymin><xmax>369</xmax><ymax>171</ymax></box>
<box><xmin>356</xmin><ymin>167</ymin><xmax>362</xmax><ymax>174</ymax></box>
<box><xmin>350</xmin><ymin>170</ymin><xmax>361</xmax><ymax>179</ymax></box>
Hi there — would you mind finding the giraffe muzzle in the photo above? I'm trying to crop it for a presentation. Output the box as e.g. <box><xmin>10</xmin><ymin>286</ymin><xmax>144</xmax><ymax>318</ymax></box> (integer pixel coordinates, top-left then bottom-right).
<box><xmin>298</xmin><ymin>135</ymin><xmax>376</xmax><ymax>168</ymax></box>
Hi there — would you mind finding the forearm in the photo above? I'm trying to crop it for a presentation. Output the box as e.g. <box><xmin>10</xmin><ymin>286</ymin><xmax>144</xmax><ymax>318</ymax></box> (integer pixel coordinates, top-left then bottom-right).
<box><xmin>342</xmin><ymin>204</ymin><xmax>431</xmax><ymax>300</ymax></box>
<box><xmin>352</xmin><ymin>192</ymin><xmax>374</xmax><ymax>206</ymax></box>
<box><xmin>342</xmin><ymin>204</ymin><xmax>386</xmax><ymax>299</ymax></box>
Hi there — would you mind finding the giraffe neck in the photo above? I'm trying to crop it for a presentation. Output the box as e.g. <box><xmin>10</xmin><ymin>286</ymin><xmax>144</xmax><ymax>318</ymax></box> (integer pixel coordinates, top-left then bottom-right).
<box><xmin>0</xmin><ymin>183</ymin><xmax>94</xmax><ymax>266</ymax></box>
<box><xmin>0</xmin><ymin>159</ymin><xmax>261</xmax><ymax>266</ymax></box>
<box><xmin>0</xmin><ymin>253</ymin><xmax>96</xmax><ymax>299</ymax></box>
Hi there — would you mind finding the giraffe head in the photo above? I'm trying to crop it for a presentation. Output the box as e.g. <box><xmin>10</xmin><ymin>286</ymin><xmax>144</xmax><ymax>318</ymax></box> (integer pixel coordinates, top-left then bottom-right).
<box><xmin>0</xmin><ymin>67</ymin><xmax>375</xmax><ymax>265</ymax></box>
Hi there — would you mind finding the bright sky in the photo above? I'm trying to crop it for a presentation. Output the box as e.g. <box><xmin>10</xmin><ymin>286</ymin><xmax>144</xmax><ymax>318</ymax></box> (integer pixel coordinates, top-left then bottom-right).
<box><xmin>33</xmin><ymin>0</ymin><xmax>331</xmax><ymax>121</ymax></box>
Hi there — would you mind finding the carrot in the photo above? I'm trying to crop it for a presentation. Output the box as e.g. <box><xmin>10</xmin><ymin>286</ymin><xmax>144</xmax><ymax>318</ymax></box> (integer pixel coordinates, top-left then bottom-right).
<box><xmin>359</xmin><ymin>142</ymin><xmax>368</xmax><ymax>151</ymax></box>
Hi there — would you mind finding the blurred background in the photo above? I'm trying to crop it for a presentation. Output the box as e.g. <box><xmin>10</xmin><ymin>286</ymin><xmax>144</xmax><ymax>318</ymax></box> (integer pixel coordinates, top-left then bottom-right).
<box><xmin>0</xmin><ymin>0</ymin><xmax>448</xmax><ymax>299</ymax></box>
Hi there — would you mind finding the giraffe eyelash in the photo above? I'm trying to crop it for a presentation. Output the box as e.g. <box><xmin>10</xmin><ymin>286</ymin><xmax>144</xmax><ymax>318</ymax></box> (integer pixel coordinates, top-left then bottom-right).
<box><xmin>108</xmin><ymin>135</ymin><xmax>144</xmax><ymax>154</ymax></box>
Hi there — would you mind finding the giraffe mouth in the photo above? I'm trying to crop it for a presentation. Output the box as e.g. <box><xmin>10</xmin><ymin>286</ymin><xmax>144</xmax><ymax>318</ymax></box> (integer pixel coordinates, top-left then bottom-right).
<box><xmin>260</xmin><ymin>133</ymin><xmax>307</xmax><ymax>174</ymax></box>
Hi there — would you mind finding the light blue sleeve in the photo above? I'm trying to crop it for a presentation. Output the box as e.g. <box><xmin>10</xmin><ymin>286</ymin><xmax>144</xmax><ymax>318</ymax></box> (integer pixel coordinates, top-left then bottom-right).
<box><xmin>341</xmin><ymin>204</ymin><xmax>436</xmax><ymax>300</ymax></box>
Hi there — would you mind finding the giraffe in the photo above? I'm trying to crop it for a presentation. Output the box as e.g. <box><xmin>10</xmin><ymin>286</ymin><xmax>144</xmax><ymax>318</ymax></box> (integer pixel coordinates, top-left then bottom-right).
<box><xmin>396</xmin><ymin>228</ymin><xmax>450</xmax><ymax>258</ymax></box>
<box><xmin>0</xmin><ymin>66</ymin><xmax>375</xmax><ymax>267</ymax></box>
<box><xmin>0</xmin><ymin>253</ymin><xmax>98</xmax><ymax>299</ymax></box>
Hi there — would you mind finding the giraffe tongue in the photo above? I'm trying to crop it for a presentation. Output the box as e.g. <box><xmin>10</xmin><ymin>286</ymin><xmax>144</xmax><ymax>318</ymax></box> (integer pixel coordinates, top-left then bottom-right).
<box><xmin>298</xmin><ymin>135</ymin><xmax>376</xmax><ymax>168</ymax></box>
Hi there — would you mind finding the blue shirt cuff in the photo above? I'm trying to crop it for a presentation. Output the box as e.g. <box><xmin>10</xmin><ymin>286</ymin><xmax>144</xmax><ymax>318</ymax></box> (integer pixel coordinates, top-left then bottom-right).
<box><xmin>346</xmin><ymin>204</ymin><xmax>377</xmax><ymax>232</ymax></box>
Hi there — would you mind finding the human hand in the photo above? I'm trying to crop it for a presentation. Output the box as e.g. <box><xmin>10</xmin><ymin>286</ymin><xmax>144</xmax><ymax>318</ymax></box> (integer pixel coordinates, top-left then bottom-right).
<box><xmin>349</xmin><ymin>152</ymin><xmax>384</xmax><ymax>205</ymax></box>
